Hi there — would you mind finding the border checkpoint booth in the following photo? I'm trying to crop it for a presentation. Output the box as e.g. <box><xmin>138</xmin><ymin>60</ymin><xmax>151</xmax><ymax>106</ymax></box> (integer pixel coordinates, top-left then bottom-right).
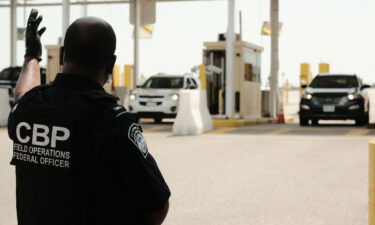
<box><xmin>202</xmin><ymin>40</ymin><xmax>263</xmax><ymax>118</ymax></box>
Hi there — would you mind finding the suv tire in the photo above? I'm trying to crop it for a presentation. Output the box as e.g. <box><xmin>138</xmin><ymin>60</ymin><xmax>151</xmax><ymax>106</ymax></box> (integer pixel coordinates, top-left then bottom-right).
<box><xmin>154</xmin><ymin>118</ymin><xmax>162</xmax><ymax>124</ymax></box>
<box><xmin>299</xmin><ymin>116</ymin><xmax>309</xmax><ymax>126</ymax></box>
<box><xmin>355</xmin><ymin>112</ymin><xmax>368</xmax><ymax>126</ymax></box>
<box><xmin>311</xmin><ymin>119</ymin><xmax>319</xmax><ymax>126</ymax></box>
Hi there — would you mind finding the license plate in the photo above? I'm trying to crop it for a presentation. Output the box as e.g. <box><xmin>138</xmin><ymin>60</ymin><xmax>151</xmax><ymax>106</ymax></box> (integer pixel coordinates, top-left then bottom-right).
<box><xmin>147</xmin><ymin>102</ymin><xmax>157</xmax><ymax>107</ymax></box>
<box><xmin>323</xmin><ymin>105</ymin><xmax>335</xmax><ymax>112</ymax></box>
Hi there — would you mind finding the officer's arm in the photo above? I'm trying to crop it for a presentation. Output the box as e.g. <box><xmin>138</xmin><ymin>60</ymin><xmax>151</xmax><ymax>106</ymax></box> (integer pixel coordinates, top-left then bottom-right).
<box><xmin>15</xmin><ymin>57</ymin><xmax>41</xmax><ymax>100</ymax></box>
<box><xmin>144</xmin><ymin>201</ymin><xmax>169</xmax><ymax>225</ymax></box>
<box><xmin>15</xmin><ymin>9</ymin><xmax>46</xmax><ymax>100</ymax></box>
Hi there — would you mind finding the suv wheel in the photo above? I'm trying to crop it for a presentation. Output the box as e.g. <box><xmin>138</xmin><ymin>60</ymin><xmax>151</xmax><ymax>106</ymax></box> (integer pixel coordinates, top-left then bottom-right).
<box><xmin>355</xmin><ymin>113</ymin><xmax>368</xmax><ymax>126</ymax></box>
<box><xmin>299</xmin><ymin>116</ymin><xmax>309</xmax><ymax>126</ymax></box>
<box><xmin>311</xmin><ymin>119</ymin><xmax>319</xmax><ymax>126</ymax></box>
<box><xmin>355</xmin><ymin>118</ymin><xmax>365</xmax><ymax>126</ymax></box>
<box><xmin>154</xmin><ymin>118</ymin><xmax>162</xmax><ymax>124</ymax></box>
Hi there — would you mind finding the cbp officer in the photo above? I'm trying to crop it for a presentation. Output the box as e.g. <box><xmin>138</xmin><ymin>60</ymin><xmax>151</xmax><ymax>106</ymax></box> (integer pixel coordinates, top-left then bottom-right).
<box><xmin>8</xmin><ymin>9</ymin><xmax>170</xmax><ymax>225</ymax></box>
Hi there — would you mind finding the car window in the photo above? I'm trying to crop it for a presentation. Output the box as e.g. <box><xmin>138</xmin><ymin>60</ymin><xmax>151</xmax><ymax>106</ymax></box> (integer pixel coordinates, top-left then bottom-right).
<box><xmin>142</xmin><ymin>77</ymin><xmax>184</xmax><ymax>89</ymax></box>
<box><xmin>0</xmin><ymin>69</ymin><xmax>11</xmax><ymax>80</ymax></box>
<box><xmin>186</xmin><ymin>78</ymin><xmax>192</xmax><ymax>89</ymax></box>
<box><xmin>10</xmin><ymin>67</ymin><xmax>22</xmax><ymax>81</ymax></box>
<box><xmin>187</xmin><ymin>78</ymin><xmax>198</xmax><ymax>89</ymax></box>
<box><xmin>310</xmin><ymin>76</ymin><xmax>358</xmax><ymax>88</ymax></box>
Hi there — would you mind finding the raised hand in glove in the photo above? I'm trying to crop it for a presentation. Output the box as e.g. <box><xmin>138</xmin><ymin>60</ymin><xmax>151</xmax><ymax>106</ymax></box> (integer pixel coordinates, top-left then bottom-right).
<box><xmin>25</xmin><ymin>9</ymin><xmax>46</xmax><ymax>61</ymax></box>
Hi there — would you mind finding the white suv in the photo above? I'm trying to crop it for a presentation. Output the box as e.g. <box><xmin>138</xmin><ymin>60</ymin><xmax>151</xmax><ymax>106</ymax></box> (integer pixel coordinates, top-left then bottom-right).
<box><xmin>128</xmin><ymin>73</ymin><xmax>200</xmax><ymax>123</ymax></box>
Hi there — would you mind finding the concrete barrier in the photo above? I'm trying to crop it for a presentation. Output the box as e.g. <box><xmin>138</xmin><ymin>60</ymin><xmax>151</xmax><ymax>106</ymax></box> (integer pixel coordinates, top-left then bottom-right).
<box><xmin>370</xmin><ymin>138</ymin><xmax>375</xmax><ymax>225</ymax></box>
<box><xmin>173</xmin><ymin>90</ymin><xmax>213</xmax><ymax>135</ymax></box>
<box><xmin>368</xmin><ymin>88</ymin><xmax>375</xmax><ymax>124</ymax></box>
<box><xmin>114</xmin><ymin>86</ymin><xmax>129</xmax><ymax>107</ymax></box>
<box><xmin>199</xmin><ymin>90</ymin><xmax>213</xmax><ymax>132</ymax></box>
<box><xmin>0</xmin><ymin>88</ymin><xmax>10</xmax><ymax>127</ymax></box>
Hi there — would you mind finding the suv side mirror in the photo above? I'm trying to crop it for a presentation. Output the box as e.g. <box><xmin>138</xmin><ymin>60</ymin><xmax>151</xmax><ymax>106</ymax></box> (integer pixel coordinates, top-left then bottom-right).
<box><xmin>301</xmin><ymin>84</ymin><xmax>307</xmax><ymax>89</ymax></box>
<box><xmin>361</xmin><ymin>84</ymin><xmax>371</xmax><ymax>90</ymax></box>
<box><xmin>189</xmin><ymin>84</ymin><xmax>196</xmax><ymax>89</ymax></box>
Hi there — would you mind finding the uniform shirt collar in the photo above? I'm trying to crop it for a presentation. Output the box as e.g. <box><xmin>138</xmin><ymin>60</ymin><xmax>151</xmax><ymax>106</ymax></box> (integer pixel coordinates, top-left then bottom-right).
<box><xmin>52</xmin><ymin>73</ymin><xmax>104</xmax><ymax>91</ymax></box>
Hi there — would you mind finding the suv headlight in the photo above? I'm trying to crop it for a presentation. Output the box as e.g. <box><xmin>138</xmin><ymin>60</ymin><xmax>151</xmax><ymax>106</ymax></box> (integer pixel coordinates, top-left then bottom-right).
<box><xmin>347</xmin><ymin>93</ymin><xmax>361</xmax><ymax>100</ymax></box>
<box><xmin>170</xmin><ymin>94</ymin><xmax>179</xmax><ymax>101</ymax></box>
<box><xmin>302</xmin><ymin>93</ymin><xmax>313</xmax><ymax>100</ymax></box>
<box><xmin>130</xmin><ymin>94</ymin><xmax>136</xmax><ymax>100</ymax></box>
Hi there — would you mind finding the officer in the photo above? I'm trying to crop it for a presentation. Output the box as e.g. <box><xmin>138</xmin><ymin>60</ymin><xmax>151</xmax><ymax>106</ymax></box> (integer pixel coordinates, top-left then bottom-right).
<box><xmin>8</xmin><ymin>9</ymin><xmax>170</xmax><ymax>225</ymax></box>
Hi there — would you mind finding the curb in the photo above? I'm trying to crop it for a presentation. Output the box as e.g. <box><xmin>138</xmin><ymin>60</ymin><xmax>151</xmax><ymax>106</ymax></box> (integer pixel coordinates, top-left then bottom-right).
<box><xmin>285</xmin><ymin>117</ymin><xmax>295</xmax><ymax>123</ymax></box>
<box><xmin>213</xmin><ymin>117</ymin><xmax>277</xmax><ymax>128</ymax></box>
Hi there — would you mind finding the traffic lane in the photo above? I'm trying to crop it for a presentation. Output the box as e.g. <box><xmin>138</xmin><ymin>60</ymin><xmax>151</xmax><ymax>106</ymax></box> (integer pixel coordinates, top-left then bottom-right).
<box><xmin>147</xmin><ymin>133</ymin><xmax>370</xmax><ymax>225</ymax></box>
<box><xmin>140</xmin><ymin>121</ymin><xmax>373</xmax><ymax>136</ymax></box>
<box><xmin>0</xmin><ymin>129</ymin><xmax>371</xmax><ymax>225</ymax></box>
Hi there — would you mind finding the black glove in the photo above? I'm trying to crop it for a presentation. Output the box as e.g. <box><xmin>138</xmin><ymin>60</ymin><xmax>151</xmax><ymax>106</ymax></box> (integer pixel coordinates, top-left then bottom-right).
<box><xmin>25</xmin><ymin>9</ymin><xmax>46</xmax><ymax>61</ymax></box>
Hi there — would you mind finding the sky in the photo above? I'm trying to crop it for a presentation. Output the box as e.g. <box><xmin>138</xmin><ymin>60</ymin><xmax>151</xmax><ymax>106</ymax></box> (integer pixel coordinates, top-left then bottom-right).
<box><xmin>0</xmin><ymin>0</ymin><xmax>375</xmax><ymax>87</ymax></box>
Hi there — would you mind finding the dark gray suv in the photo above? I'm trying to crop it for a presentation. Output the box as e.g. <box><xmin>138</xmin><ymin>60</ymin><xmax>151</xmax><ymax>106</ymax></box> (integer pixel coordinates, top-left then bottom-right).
<box><xmin>299</xmin><ymin>74</ymin><xmax>370</xmax><ymax>126</ymax></box>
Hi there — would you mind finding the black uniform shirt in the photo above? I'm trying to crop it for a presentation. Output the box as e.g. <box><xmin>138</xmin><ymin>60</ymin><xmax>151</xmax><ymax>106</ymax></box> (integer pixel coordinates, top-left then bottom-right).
<box><xmin>8</xmin><ymin>73</ymin><xmax>171</xmax><ymax>225</ymax></box>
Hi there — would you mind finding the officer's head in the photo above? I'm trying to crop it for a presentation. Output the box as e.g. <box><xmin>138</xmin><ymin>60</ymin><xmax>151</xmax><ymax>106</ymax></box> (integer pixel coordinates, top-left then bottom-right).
<box><xmin>60</xmin><ymin>17</ymin><xmax>117</xmax><ymax>85</ymax></box>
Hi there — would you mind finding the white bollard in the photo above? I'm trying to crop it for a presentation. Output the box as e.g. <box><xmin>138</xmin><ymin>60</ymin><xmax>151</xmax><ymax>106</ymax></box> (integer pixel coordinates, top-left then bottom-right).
<box><xmin>173</xmin><ymin>90</ymin><xmax>203</xmax><ymax>135</ymax></box>
<box><xmin>368</xmin><ymin>88</ymin><xmax>375</xmax><ymax>124</ymax></box>
<box><xmin>199</xmin><ymin>90</ymin><xmax>213</xmax><ymax>132</ymax></box>
<box><xmin>0</xmin><ymin>88</ymin><xmax>11</xmax><ymax>127</ymax></box>
<box><xmin>173</xmin><ymin>89</ymin><xmax>213</xmax><ymax>135</ymax></box>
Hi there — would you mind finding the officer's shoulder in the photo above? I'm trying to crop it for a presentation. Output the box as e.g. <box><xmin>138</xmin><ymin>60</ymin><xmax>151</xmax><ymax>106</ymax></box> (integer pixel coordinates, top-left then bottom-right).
<box><xmin>77</xmin><ymin>90</ymin><xmax>124</xmax><ymax>115</ymax></box>
<box><xmin>28</xmin><ymin>84</ymin><xmax>52</xmax><ymax>93</ymax></box>
<box><xmin>78</xmin><ymin>90</ymin><xmax>118</xmax><ymax>104</ymax></box>
<box><xmin>109</xmin><ymin>104</ymin><xmax>131</xmax><ymax>119</ymax></box>
<box><xmin>17</xmin><ymin>84</ymin><xmax>51</xmax><ymax>102</ymax></box>
<box><xmin>77</xmin><ymin>90</ymin><xmax>137</xmax><ymax>124</ymax></box>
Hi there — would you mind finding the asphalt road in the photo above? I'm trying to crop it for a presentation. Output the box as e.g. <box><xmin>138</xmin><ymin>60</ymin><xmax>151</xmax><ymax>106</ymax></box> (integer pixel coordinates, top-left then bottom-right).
<box><xmin>0</xmin><ymin>122</ymin><xmax>373</xmax><ymax>225</ymax></box>
<box><xmin>141</xmin><ymin>120</ymin><xmax>375</xmax><ymax>137</ymax></box>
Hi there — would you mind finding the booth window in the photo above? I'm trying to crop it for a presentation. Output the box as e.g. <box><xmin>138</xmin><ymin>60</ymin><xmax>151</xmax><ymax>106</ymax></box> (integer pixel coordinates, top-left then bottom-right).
<box><xmin>244</xmin><ymin>63</ymin><xmax>260</xmax><ymax>82</ymax></box>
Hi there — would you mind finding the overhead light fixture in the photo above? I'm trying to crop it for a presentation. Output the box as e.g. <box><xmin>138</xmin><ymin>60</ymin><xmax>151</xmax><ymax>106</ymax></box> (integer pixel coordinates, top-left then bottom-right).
<box><xmin>261</xmin><ymin>21</ymin><xmax>283</xmax><ymax>36</ymax></box>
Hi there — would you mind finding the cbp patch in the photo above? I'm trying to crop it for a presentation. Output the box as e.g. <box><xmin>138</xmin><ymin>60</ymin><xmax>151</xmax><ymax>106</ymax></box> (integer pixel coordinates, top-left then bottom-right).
<box><xmin>11</xmin><ymin>103</ymin><xmax>18</xmax><ymax>113</ymax></box>
<box><xmin>128</xmin><ymin>123</ymin><xmax>148</xmax><ymax>158</ymax></box>
<box><xmin>113</xmin><ymin>105</ymin><xmax>128</xmax><ymax>118</ymax></box>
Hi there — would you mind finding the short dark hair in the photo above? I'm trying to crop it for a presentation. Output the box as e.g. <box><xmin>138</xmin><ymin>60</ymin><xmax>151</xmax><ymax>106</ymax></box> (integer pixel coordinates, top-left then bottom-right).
<box><xmin>63</xmin><ymin>17</ymin><xmax>116</xmax><ymax>68</ymax></box>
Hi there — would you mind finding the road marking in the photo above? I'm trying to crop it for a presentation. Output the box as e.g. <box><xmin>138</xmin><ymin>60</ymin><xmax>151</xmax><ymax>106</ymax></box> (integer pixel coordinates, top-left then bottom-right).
<box><xmin>266</xmin><ymin>128</ymin><xmax>294</xmax><ymax>135</ymax></box>
<box><xmin>345</xmin><ymin>128</ymin><xmax>369</xmax><ymax>136</ymax></box>
<box><xmin>208</xmin><ymin>127</ymin><xmax>239</xmax><ymax>134</ymax></box>
<box><xmin>142</xmin><ymin>123</ymin><xmax>372</xmax><ymax>136</ymax></box>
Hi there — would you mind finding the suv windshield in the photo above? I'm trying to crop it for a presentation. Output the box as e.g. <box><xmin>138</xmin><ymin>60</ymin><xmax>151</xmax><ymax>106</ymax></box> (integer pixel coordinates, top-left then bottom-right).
<box><xmin>0</xmin><ymin>69</ymin><xmax>11</xmax><ymax>80</ymax></box>
<box><xmin>310</xmin><ymin>75</ymin><xmax>358</xmax><ymax>88</ymax></box>
<box><xmin>142</xmin><ymin>77</ymin><xmax>184</xmax><ymax>89</ymax></box>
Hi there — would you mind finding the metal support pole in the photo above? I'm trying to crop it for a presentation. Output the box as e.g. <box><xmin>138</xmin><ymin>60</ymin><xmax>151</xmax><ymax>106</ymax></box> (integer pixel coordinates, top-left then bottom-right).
<box><xmin>133</xmin><ymin>0</ymin><xmax>140</xmax><ymax>89</ymax></box>
<box><xmin>10</xmin><ymin>0</ymin><xmax>17</xmax><ymax>66</ymax></box>
<box><xmin>225</xmin><ymin>0</ymin><xmax>235</xmax><ymax>118</ymax></box>
<box><xmin>81</xmin><ymin>0</ymin><xmax>87</xmax><ymax>17</ymax></box>
<box><xmin>269</xmin><ymin>0</ymin><xmax>279</xmax><ymax>118</ymax></box>
<box><xmin>62</xmin><ymin>0</ymin><xmax>70</xmax><ymax>44</ymax></box>
<box><xmin>23</xmin><ymin>0</ymin><xmax>27</xmax><ymax>27</ymax></box>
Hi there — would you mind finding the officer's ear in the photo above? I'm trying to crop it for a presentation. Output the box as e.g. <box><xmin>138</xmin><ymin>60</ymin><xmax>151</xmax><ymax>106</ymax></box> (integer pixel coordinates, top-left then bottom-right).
<box><xmin>105</xmin><ymin>55</ymin><xmax>117</xmax><ymax>75</ymax></box>
<box><xmin>59</xmin><ymin>46</ymin><xmax>65</xmax><ymax>66</ymax></box>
